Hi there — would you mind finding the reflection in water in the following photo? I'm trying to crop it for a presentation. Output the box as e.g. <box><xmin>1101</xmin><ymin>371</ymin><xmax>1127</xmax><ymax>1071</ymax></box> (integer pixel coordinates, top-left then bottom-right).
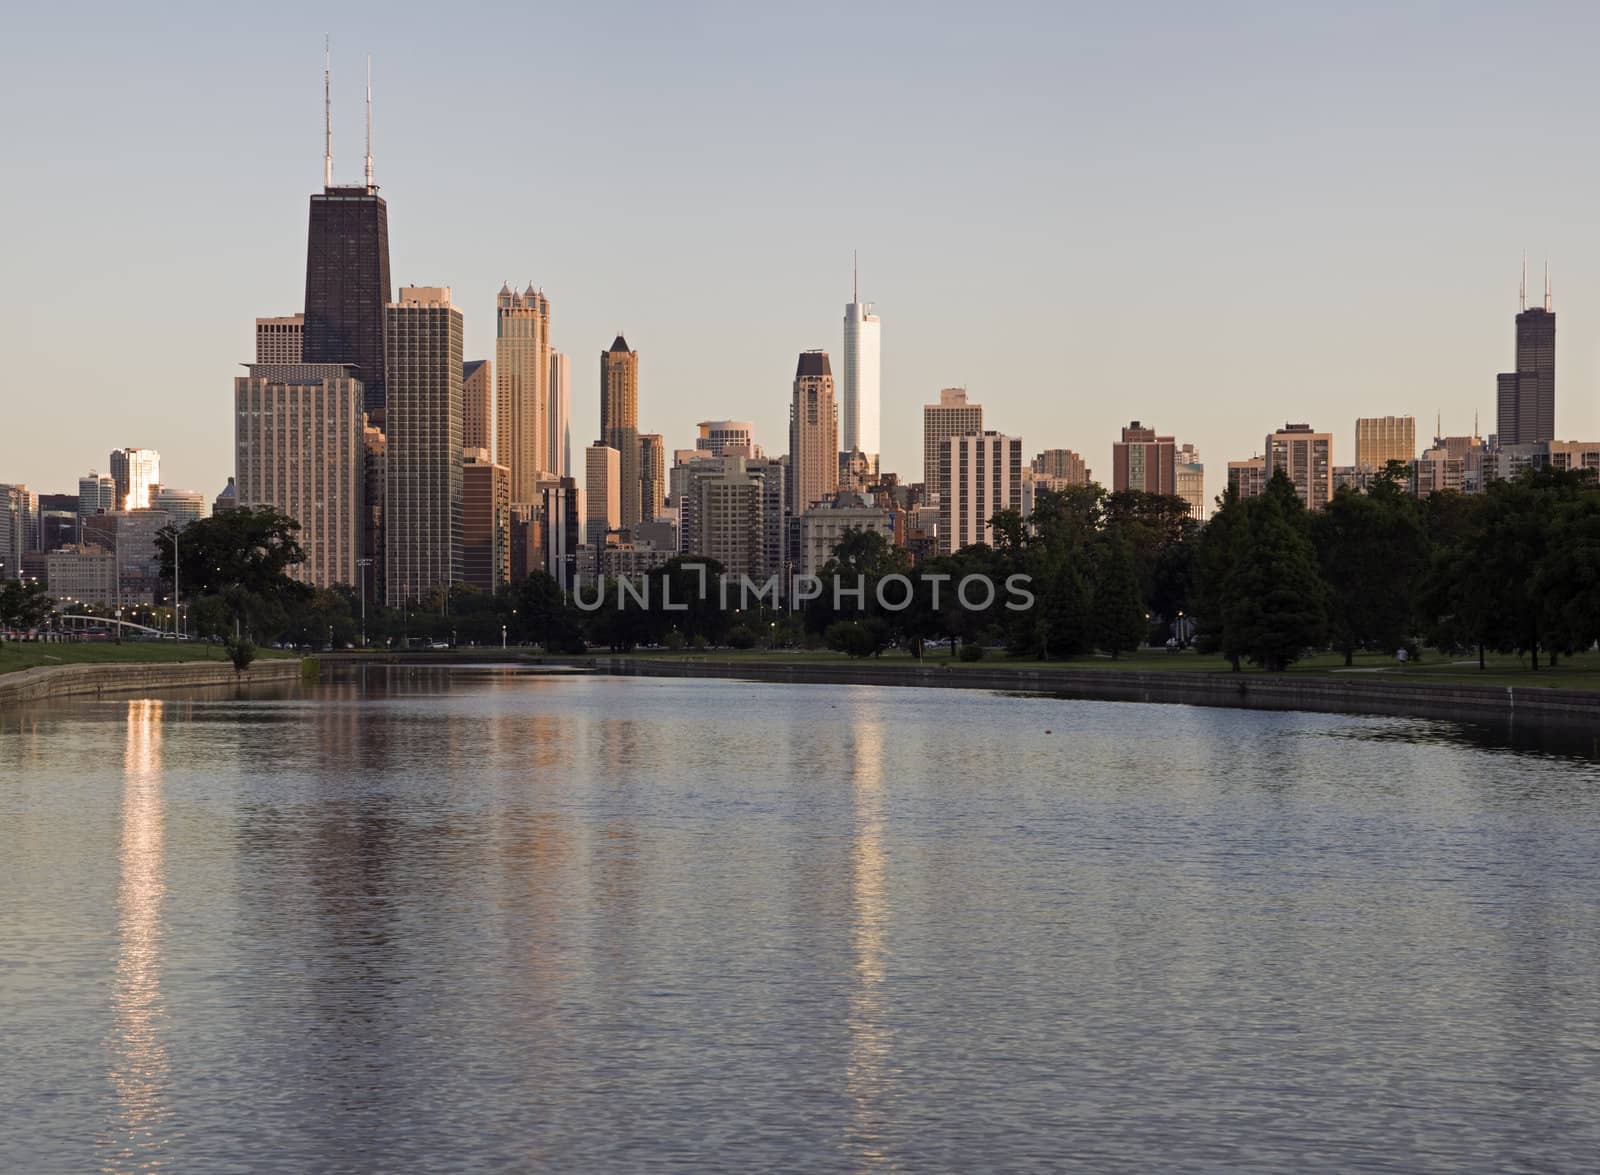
<box><xmin>104</xmin><ymin>699</ymin><xmax>169</xmax><ymax>1172</ymax></box>
<box><xmin>847</xmin><ymin>709</ymin><xmax>896</xmax><ymax>1171</ymax></box>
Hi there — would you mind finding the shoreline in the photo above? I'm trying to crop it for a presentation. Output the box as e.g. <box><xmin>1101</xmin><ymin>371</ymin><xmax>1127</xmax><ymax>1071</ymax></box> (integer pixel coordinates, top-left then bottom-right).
<box><xmin>545</xmin><ymin>654</ymin><xmax>1600</xmax><ymax>729</ymax></box>
<box><xmin>0</xmin><ymin>658</ymin><xmax>303</xmax><ymax>707</ymax></box>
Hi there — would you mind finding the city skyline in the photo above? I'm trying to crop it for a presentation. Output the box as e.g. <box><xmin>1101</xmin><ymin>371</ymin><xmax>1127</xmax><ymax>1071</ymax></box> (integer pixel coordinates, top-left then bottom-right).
<box><xmin>8</xmin><ymin>5</ymin><xmax>1600</xmax><ymax>504</ymax></box>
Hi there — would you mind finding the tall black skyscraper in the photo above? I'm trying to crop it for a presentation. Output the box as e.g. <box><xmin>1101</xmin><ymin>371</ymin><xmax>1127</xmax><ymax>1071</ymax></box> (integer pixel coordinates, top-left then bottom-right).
<box><xmin>303</xmin><ymin>49</ymin><xmax>392</xmax><ymax>421</ymax></box>
<box><xmin>1496</xmin><ymin>259</ymin><xmax>1555</xmax><ymax>446</ymax></box>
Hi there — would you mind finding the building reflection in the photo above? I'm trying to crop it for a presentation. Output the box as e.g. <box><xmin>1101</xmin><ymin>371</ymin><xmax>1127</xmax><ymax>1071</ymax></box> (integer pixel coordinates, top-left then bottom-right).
<box><xmin>846</xmin><ymin>706</ymin><xmax>895</xmax><ymax>1170</ymax></box>
<box><xmin>104</xmin><ymin>698</ymin><xmax>169</xmax><ymax>1172</ymax></box>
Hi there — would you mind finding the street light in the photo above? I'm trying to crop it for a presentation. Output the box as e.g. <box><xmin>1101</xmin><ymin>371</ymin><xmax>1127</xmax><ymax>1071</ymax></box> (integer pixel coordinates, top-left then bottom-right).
<box><xmin>356</xmin><ymin>557</ymin><xmax>373</xmax><ymax>647</ymax></box>
<box><xmin>501</xmin><ymin>624</ymin><xmax>507</xmax><ymax>650</ymax></box>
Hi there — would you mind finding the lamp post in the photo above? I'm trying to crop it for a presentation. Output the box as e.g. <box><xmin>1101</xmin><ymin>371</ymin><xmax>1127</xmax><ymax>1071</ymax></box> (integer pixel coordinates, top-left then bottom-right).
<box><xmin>501</xmin><ymin>624</ymin><xmax>507</xmax><ymax>650</ymax></box>
<box><xmin>356</xmin><ymin>557</ymin><xmax>373</xmax><ymax>647</ymax></box>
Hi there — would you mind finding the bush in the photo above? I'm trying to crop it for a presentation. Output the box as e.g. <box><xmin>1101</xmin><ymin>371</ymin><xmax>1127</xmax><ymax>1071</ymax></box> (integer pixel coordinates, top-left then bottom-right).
<box><xmin>727</xmin><ymin>624</ymin><xmax>757</xmax><ymax>649</ymax></box>
<box><xmin>664</xmin><ymin>629</ymin><xmax>685</xmax><ymax>651</ymax></box>
<box><xmin>225</xmin><ymin>637</ymin><xmax>256</xmax><ymax>674</ymax></box>
<box><xmin>958</xmin><ymin>642</ymin><xmax>986</xmax><ymax>662</ymax></box>
<box><xmin>826</xmin><ymin>620</ymin><xmax>879</xmax><ymax>658</ymax></box>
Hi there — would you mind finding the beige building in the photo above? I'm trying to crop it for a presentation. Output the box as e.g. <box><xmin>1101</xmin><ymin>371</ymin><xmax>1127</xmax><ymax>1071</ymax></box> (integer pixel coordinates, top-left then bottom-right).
<box><xmin>495</xmin><ymin>283</ymin><xmax>551</xmax><ymax>506</ymax></box>
<box><xmin>938</xmin><ymin>431</ymin><xmax>1023</xmax><ymax>554</ymax></box>
<box><xmin>151</xmin><ymin>487</ymin><xmax>206</xmax><ymax>526</ymax></box>
<box><xmin>234</xmin><ymin>362</ymin><xmax>364</xmax><ymax>588</ymax></box>
<box><xmin>639</xmin><ymin>433</ymin><xmax>665</xmax><ymax>522</ymax></box>
<box><xmin>385</xmin><ymin>286</ymin><xmax>464</xmax><ymax>604</ymax></box>
<box><xmin>1354</xmin><ymin>416</ymin><xmax>1416</xmax><ymax>471</ymax></box>
<box><xmin>548</xmin><ymin>350</ymin><xmax>571</xmax><ymax>478</ymax></box>
<box><xmin>46</xmin><ymin>545</ymin><xmax>117</xmax><ymax>605</ymax></box>
<box><xmin>601</xmin><ymin>335</ymin><xmax>642</xmax><ymax>528</ymax></box>
<box><xmin>463</xmin><ymin>452</ymin><xmax>511</xmax><ymax>593</ymax></box>
<box><xmin>789</xmin><ymin>351</ymin><xmax>839</xmax><ymax>514</ymax></box>
<box><xmin>923</xmin><ymin>388</ymin><xmax>983</xmax><ymax>496</ymax></box>
<box><xmin>585</xmin><ymin>443</ymin><xmax>621</xmax><ymax>546</ymax></box>
<box><xmin>697</xmin><ymin>420</ymin><xmax>757</xmax><ymax>457</ymax></box>
<box><xmin>799</xmin><ymin>498</ymin><xmax>895</xmax><ymax>576</ymax></box>
<box><xmin>1032</xmin><ymin>449</ymin><xmax>1089</xmax><ymax>486</ymax></box>
<box><xmin>1228</xmin><ymin>457</ymin><xmax>1267</xmax><ymax>500</ymax></box>
<box><xmin>255</xmin><ymin>314</ymin><xmax>304</xmax><ymax>364</ymax></box>
<box><xmin>699</xmin><ymin>469</ymin><xmax>765</xmax><ymax>580</ymax></box>
<box><xmin>1266</xmin><ymin>423</ymin><xmax>1333</xmax><ymax>510</ymax></box>
<box><xmin>463</xmin><ymin>359</ymin><xmax>493</xmax><ymax>453</ymax></box>
<box><xmin>1175</xmin><ymin>443</ymin><xmax>1206</xmax><ymax>522</ymax></box>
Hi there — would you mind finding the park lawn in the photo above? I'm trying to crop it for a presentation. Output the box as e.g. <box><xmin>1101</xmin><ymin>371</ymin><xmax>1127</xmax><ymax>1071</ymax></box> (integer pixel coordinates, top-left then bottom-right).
<box><xmin>0</xmin><ymin>641</ymin><xmax>295</xmax><ymax>675</ymax></box>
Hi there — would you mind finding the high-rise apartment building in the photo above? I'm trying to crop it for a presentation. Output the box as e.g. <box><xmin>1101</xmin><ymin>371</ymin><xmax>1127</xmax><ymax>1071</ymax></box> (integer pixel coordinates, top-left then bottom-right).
<box><xmin>789</xmin><ymin>351</ymin><xmax>838</xmax><ymax>514</ymax></box>
<box><xmin>585</xmin><ymin>443</ymin><xmax>621</xmax><ymax>546</ymax></box>
<box><xmin>841</xmin><ymin>262</ymin><xmax>881</xmax><ymax>465</ymax></box>
<box><xmin>462</xmin><ymin>453</ymin><xmax>511</xmax><ymax>593</ymax></box>
<box><xmin>255</xmin><ymin>314</ymin><xmax>305</xmax><ymax>364</ymax></box>
<box><xmin>601</xmin><ymin>335</ymin><xmax>642</xmax><ymax>529</ymax></box>
<box><xmin>78</xmin><ymin>472</ymin><xmax>117</xmax><ymax>523</ymax></box>
<box><xmin>234</xmin><ymin>362</ymin><xmax>365</xmax><ymax>588</ymax></box>
<box><xmin>1227</xmin><ymin>457</ymin><xmax>1267</xmax><ymax>500</ymax></box>
<box><xmin>0</xmin><ymin>485</ymin><xmax>32</xmax><ymax>575</ymax></box>
<box><xmin>698</xmin><ymin>469</ymin><xmax>765</xmax><ymax>580</ymax></box>
<box><xmin>923</xmin><ymin>388</ymin><xmax>983</xmax><ymax>494</ymax></box>
<box><xmin>639</xmin><ymin>433</ymin><xmax>666</xmax><ymax>522</ymax></box>
<box><xmin>1175</xmin><ymin>443</ymin><xmax>1206</xmax><ymax>522</ymax></box>
<box><xmin>1354</xmin><ymin>416</ymin><xmax>1416</xmax><ymax>470</ymax></box>
<box><xmin>151</xmin><ymin>488</ymin><xmax>206</xmax><ymax>526</ymax></box>
<box><xmin>108</xmin><ymin>448</ymin><xmax>160</xmax><ymax>511</ymax></box>
<box><xmin>548</xmin><ymin>350</ymin><xmax>571</xmax><ymax>478</ymax></box>
<box><xmin>1265</xmin><ymin>423</ymin><xmax>1333</xmax><ymax>510</ymax></box>
<box><xmin>938</xmin><ymin>431</ymin><xmax>1023</xmax><ymax>554</ymax></box>
<box><xmin>1496</xmin><ymin>262</ymin><xmax>1556</xmax><ymax>446</ymax></box>
<box><xmin>696</xmin><ymin>420</ymin><xmax>757</xmax><ymax>457</ymax></box>
<box><xmin>384</xmin><ymin>286</ymin><xmax>464</xmax><ymax>604</ymax></box>
<box><xmin>1112</xmin><ymin>422</ymin><xmax>1176</xmax><ymax>495</ymax></box>
<box><xmin>463</xmin><ymin>359</ymin><xmax>493</xmax><ymax>453</ymax></box>
<box><xmin>1032</xmin><ymin>449</ymin><xmax>1090</xmax><ymax>486</ymax></box>
<box><xmin>495</xmin><ymin>283</ymin><xmax>552</xmax><ymax>506</ymax></box>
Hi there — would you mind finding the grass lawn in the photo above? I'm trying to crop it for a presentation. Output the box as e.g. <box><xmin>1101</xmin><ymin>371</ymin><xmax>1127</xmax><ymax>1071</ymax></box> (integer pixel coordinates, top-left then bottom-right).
<box><xmin>0</xmin><ymin>640</ymin><xmax>295</xmax><ymax>675</ymax></box>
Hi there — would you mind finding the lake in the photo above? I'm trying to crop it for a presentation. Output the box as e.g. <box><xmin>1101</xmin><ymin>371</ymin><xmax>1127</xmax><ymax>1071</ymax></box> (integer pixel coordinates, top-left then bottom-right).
<box><xmin>3</xmin><ymin>667</ymin><xmax>1598</xmax><ymax>1172</ymax></box>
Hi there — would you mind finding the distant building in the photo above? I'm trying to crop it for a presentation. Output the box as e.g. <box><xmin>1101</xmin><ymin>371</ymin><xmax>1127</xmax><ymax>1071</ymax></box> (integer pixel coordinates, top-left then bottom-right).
<box><xmin>46</xmin><ymin>545</ymin><xmax>117</xmax><ymax>605</ymax></box>
<box><xmin>151</xmin><ymin>487</ymin><xmax>206</xmax><ymax>526</ymax></box>
<box><xmin>789</xmin><ymin>351</ymin><xmax>839</xmax><ymax>514</ymax></box>
<box><xmin>385</xmin><ymin>286</ymin><xmax>464</xmax><ymax>604</ymax></box>
<box><xmin>639</xmin><ymin>433</ymin><xmax>666</xmax><ymax>522</ymax></box>
<box><xmin>838</xmin><ymin>448</ymin><xmax>879</xmax><ymax>494</ymax></box>
<box><xmin>109</xmin><ymin>448</ymin><xmax>160</xmax><ymax>512</ymax></box>
<box><xmin>1174</xmin><ymin>443</ymin><xmax>1206</xmax><ymax>522</ymax></box>
<box><xmin>1354</xmin><ymin>416</ymin><xmax>1416</xmax><ymax>470</ymax></box>
<box><xmin>1265</xmin><ymin>423</ymin><xmax>1333</xmax><ymax>510</ymax></box>
<box><xmin>938</xmin><ymin>431</ymin><xmax>1023</xmax><ymax>554</ymax></box>
<box><xmin>542</xmin><ymin>477</ymin><xmax>581</xmax><ymax>591</ymax></box>
<box><xmin>1227</xmin><ymin>457</ymin><xmax>1266</xmax><ymax>500</ymax></box>
<box><xmin>463</xmin><ymin>359</ymin><xmax>493</xmax><ymax>453</ymax></box>
<box><xmin>234</xmin><ymin>362</ymin><xmax>364</xmax><ymax>588</ymax></box>
<box><xmin>923</xmin><ymin>388</ymin><xmax>982</xmax><ymax>496</ymax></box>
<box><xmin>799</xmin><ymin>497</ymin><xmax>895</xmax><ymax>577</ymax></box>
<box><xmin>586</xmin><ymin>443</ymin><xmax>621</xmax><ymax>546</ymax></box>
<box><xmin>462</xmin><ymin>453</ymin><xmax>511</xmax><ymax>593</ymax></box>
<box><xmin>212</xmin><ymin>477</ymin><xmax>237</xmax><ymax>516</ymax></box>
<box><xmin>1496</xmin><ymin>263</ymin><xmax>1556</xmax><ymax>446</ymax></box>
<box><xmin>0</xmin><ymin>485</ymin><xmax>33</xmax><ymax>575</ymax></box>
<box><xmin>114</xmin><ymin>509</ymin><xmax>173</xmax><ymax>604</ymax></box>
<box><xmin>548</xmin><ymin>350</ymin><xmax>572</xmax><ymax>478</ymax></box>
<box><xmin>303</xmin><ymin>175</ymin><xmax>391</xmax><ymax>420</ymax></box>
<box><xmin>841</xmin><ymin>267</ymin><xmax>881</xmax><ymax>466</ymax></box>
<box><xmin>601</xmin><ymin>335</ymin><xmax>642</xmax><ymax>528</ymax></box>
<box><xmin>496</xmin><ymin>283</ymin><xmax>552</xmax><ymax>505</ymax></box>
<box><xmin>255</xmin><ymin>314</ymin><xmax>304</xmax><ymax>364</ymax></box>
<box><xmin>1032</xmin><ymin>449</ymin><xmax>1089</xmax><ymax>486</ymax></box>
<box><xmin>79</xmin><ymin>472</ymin><xmax>118</xmax><ymax>525</ymax></box>
<box><xmin>696</xmin><ymin>420</ymin><xmax>757</xmax><ymax>457</ymax></box>
<box><xmin>1412</xmin><ymin>448</ymin><xmax>1465</xmax><ymax>498</ymax></box>
<box><xmin>1112</xmin><ymin>422</ymin><xmax>1176</xmax><ymax>495</ymax></box>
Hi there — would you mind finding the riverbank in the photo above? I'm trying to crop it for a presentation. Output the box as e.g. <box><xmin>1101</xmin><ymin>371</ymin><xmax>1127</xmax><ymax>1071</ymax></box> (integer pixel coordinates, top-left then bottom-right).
<box><xmin>0</xmin><ymin>657</ymin><xmax>303</xmax><ymax>707</ymax></box>
<box><xmin>544</xmin><ymin>653</ymin><xmax>1600</xmax><ymax>728</ymax></box>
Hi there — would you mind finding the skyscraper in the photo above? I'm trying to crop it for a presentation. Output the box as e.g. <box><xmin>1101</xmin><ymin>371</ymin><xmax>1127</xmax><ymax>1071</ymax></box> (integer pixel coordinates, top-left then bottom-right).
<box><xmin>639</xmin><ymin>433</ymin><xmax>666</xmax><ymax>522</ymax></box>
<box><xmin>496</xmin><ymin>283</ymin><xmax>551</xmax><ymax>505</ymax></box>
<box><xmin>1174</xmin><ymin>443</ymin><xmax>1206</xmax><ymax>522</ymax></box>
<box><xmin>1265</xmin><ymin>423</ymin><xmax>1333</xmax><ymax>510</ymax></box>
<box><xmin>234</xmin><ymin>362</ymin><xmax>364</xmax><ymax>587</ymax></box>
<box><xmin>696</xmin><ymin>420</ymin><xmax>758</xmax><ymax>456</ymax></box>
<box><xmin>463</xmin><ymin>359</ymin><xmax>493</xmax><ymax>453</ymax></box>
<box><xmin>1112</xmin><ymin>422</ymin><xmax>1176</xmax><ymax>495</ymax></box>
<box><xmin>923</xmin><ymin>388</ymin><xmax>983</xmax><ymax>495</ymax></box>
<box><xmin>601</xmin><ymin>335</ymin><xmax>642</xmax><ymax>529</ymax></box>
<box><xmin>938</xmin><ymin>432</ymin><xmax>1023</xmax><ymax>554</ymax></box>
<box><xmin>108</xmin><ymin>448</ymin><xmax>160</xmax><ymax>511</ymax></box>
<box><xmin>585</xmin><ymin>442</ymin><xmax>621</xmax><ymax>546</ymax></box>
<box><xmin>548</xmin><ymin>350</ymin><xmax>571</xmax><ymax>478</ymax></box>
<box><xmin>1354</xmin><ymin>416</ymin><xmax>1416</xmax><ymax>470</ymax></box>
<box><xmin>303</xmin><ymin>49</ymin><xmax>391</xmax><ymax>420</ymax></box>
<box><xmin>384</xmin><ymin>286</ymin><xmax>463</xmax><ymax>604</ymax></box>
<box><xmin>255</xmin><ymin>314</ymin><xmax>305</xmax><ymax>364</ymax></box>
<box><xmin>1496</xmin><ymin>260</ymin><xmax>1556</xmax><ymax>446</ymax></box>
<box><xmin>841</xmin><ymin>257</ymin><xmax>881</xmax><ymax>466</ymax></box>
<box><xmin>78</xmin><ymin>472</ymin><xmax>117</xmax><ymax>523</ymax></box>
<box><xmin>462</xmin><ymin>453</ymin><xmax>511</xmax><ymax>593</ymax></box>
<box><xmin>1032</xmin><ymin>449</ymin><xmax>1089</xmax><ymax>486</ymax></box>
<box><xmin>789</xmin><ymin>350</ymin><xmax>838</xmax><ymax>514</ymax></box>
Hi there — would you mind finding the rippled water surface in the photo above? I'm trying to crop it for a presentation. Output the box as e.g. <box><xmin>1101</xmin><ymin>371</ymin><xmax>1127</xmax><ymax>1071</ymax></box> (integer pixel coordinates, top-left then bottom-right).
<box><xmin>3</xmin><ymin>667</ymin><xmax>1600</xmax><ymax>1173</ymax></box>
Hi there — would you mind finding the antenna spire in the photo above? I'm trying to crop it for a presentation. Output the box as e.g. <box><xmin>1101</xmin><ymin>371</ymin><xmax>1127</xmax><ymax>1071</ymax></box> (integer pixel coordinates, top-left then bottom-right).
<box><xmin>364</xmin><ymin>54</ymin><xmax>374</xmax><ymax>189</ymax></box>
<box><xmin>1519</xmin><ymin>252</ymin><xmax>1527</xmax><ymax>312</ymax></box>
<box><xmin>323</xmin><ymin>37</ymin><xmax>333</xmax><ymax>189</ymax></box>
<box><xmin>1544</xmin><ymin>254</ymin><xmax>1551</xmax><ymax>311</ymax></box>
<box><xmin>853</xmin><ymin>250</ymin><xmax>858</xmax><ymax>304</ymax></box>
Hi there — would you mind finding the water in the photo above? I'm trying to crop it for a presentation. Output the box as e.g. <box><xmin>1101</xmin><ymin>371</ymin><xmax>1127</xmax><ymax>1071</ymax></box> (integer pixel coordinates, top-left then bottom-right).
<box><xmin>3</xmin><ymin>667</ymin><xmax>1599</xmax><ymax>1173</ymax></box>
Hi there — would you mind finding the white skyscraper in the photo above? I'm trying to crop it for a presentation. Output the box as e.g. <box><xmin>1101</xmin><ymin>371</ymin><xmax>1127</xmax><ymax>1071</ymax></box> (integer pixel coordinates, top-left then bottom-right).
<box><xmin>549</xmin><ymin>350</ymin><xmax>571</xmax><ymax>478</ymax></box>
<box><xmin>841</xmin><ymin>256</ymin><xmax>881</xmax><ymax>465</ymax></box>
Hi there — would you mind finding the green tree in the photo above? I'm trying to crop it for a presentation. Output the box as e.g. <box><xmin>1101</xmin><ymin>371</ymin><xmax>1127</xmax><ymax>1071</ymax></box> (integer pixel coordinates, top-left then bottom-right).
<box><xmin>0</xmin><ymin>578</ymin><xmax>54</xmax><ymax>636</ymax></box>
<box><xmin>1222</xmin><ymin>473</ymin><xmax>1328</xmax><ymax>671</ymax></box>
<box><xmin>1089</xmin><ymin>531</ymin><xmax>1146</xmax><ymax>659</ymax></box>
<box><xmin>1192</xmin><ymin>487</ymin><xmax>1248</xmax><ymax>669</ymax></box>
<box><xmin>1312</xmin><ymin>484</ymin><xmax>1426</xmax><ymax>664</ymax></box>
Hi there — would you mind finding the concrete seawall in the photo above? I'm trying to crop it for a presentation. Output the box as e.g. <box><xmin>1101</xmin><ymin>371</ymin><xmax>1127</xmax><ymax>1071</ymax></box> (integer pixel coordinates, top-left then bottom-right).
<box><xmin>572</xmin><ymin>656</ymin><xmax>1600</xmax><ymax>726</ymax></box>
<box><xmin>0</xmin><ymin>658</ymin><xmax>302</xmax><ymax>707</ymax></box>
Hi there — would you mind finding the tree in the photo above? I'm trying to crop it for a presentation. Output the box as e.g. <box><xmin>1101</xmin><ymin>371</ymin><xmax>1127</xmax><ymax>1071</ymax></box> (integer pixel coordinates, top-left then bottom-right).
<box><xmin>1090</xmin><ymin>531</ymin><xmax>1146</xmax><ymax>658</ymax></box>
<box><xmin>825</xmin><ymin>620</ymin><xmax>883</xmax><ymax>658</ymax></box>
<box><xmin>1312</xmin><ymin>485</ymin><xmax>1425</xmax><ymax>664</ymax></box>
<box><xmin>1192</xmin><ymin>487</ymin><xmax>1248</xmax><ymax>669</ymax></box>
<box><xmin>158</xmin><ymin>507</ymin><xmax>304</xmax><ymax>599</ymax></box>
<box><xmin>0</xmin><ymin>578</ymin><xmax>54</xmax><ymax>636</ymax></box>
<box><xmin>1221</xmin><ymin>473</ymin><xmax>1328</xmax><ymax>671</ymax></box>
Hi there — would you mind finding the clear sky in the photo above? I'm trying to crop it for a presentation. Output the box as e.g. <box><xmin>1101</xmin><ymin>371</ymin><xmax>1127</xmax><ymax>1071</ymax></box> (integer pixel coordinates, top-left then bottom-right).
<box><xmin>3</xmin><ymin>1</ymin><xmax>1598</xmax><ymax>506</ymax></box>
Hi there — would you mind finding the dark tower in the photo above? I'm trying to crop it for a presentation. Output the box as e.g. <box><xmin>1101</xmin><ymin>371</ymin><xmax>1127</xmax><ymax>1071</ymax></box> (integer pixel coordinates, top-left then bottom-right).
<box><xmin>1496</xmin><ymin>259</ymin><xmax>1556</xmax><ymax>446</ymax></box>
<box><xmin>303</xmin><ymin>48</ymin><xmax>392</xmax><ymax>421</ymax></box>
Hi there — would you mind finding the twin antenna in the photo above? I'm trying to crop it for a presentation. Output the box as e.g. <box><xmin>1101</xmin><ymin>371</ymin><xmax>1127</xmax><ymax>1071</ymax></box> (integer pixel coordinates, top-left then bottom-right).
<box><xmin>1518</xmin><ymin>252</ymin><xmax>1553</xmax><ymax>313</ymax></box>
<box><xmin>323</xmin><ymin>36</ymin><xmax>375</xmax><ymax>190</ymax></box>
